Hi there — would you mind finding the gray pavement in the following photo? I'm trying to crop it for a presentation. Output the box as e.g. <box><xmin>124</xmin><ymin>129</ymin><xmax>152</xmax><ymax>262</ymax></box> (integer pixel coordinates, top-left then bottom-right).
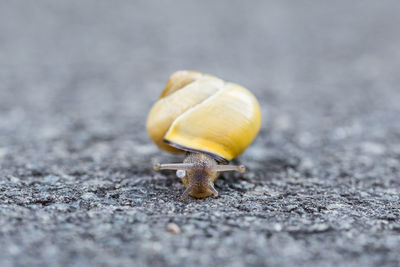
<box><xmin>0</xmin><ymin>1</ymin><xmax>400</xmax><ymax>266</ymax></box>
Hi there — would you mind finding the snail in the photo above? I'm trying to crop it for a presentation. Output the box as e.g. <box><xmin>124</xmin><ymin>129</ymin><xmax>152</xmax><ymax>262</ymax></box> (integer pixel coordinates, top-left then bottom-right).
<box><xmin>146</xmin><ymin>71</ymin><xmax>261</xmax><ymax>200</ymax></box>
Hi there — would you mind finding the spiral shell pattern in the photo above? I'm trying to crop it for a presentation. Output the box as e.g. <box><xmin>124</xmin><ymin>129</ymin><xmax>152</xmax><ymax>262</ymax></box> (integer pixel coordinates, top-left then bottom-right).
<box><xmin>146</xmin><ymin>71</ymin><xmax>261</xmax><ymax>162</ymax></box>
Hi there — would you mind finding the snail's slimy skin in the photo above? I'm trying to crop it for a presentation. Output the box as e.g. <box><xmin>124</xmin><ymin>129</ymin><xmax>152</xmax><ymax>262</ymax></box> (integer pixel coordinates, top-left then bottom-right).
<box><xmin>180</xmin><ymin>153</ymin><xmax>220</xmax><ymax>199</ymax></box>
<box><xmin>154</xmin><ymin>152</ymin><xmax>245</xmax><ymax>200</ymax></box>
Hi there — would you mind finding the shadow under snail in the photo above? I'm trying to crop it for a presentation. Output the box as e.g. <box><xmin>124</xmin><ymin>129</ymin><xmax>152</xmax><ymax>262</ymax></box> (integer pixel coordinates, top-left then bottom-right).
<box><xmin>146</xmin><ymin>71</ymin><xmax>261</xmax><ymax>200</ymax></box>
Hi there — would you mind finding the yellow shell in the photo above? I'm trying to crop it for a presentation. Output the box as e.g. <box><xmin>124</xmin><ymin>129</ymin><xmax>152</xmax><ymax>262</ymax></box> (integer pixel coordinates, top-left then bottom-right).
<box><xmin>146</xmin><ymin>71</ymin><xmax>261</xmax><ymax>162</ymax></box>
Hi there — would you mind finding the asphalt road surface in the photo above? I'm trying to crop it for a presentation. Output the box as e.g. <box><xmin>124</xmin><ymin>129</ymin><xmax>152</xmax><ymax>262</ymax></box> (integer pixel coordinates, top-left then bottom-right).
<box><xmin>0</xmin><ymin>1</ymin><xmax>400</xmax><ymax>266</ymax></box>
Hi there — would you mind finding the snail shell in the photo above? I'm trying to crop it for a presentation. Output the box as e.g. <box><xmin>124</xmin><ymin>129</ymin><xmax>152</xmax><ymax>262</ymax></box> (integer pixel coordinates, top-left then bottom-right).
<box><xmin>146</xmin><ymin>71</ymin><xmax>261</xmax><ymax>163</ymax></box>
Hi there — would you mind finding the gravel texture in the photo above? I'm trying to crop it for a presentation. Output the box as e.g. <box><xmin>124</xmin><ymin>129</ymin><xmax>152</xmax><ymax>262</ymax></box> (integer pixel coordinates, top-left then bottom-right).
<box><xmin>1</xmin><ymin>1</ymin><xmax>400</xmax><ymax>266</ymax></box>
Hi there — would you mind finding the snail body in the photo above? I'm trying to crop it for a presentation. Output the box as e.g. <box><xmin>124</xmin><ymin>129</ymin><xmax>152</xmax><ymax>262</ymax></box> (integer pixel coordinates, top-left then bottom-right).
<box><xmin>147</xmin><ymin>71</ymin><xmax>261</xmax><ymax>199</ymax></box>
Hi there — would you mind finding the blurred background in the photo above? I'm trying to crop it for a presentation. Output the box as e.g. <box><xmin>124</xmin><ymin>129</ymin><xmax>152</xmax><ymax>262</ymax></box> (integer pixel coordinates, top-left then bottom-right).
<box><xmin>0</xmin><ymin>1</ymin><xmax>400</xmax><ymax>266</ymax></box>
<box><xmin>1</xmin><ymin>0</ymin><xmax>399</xmax><ymax>142</ymax></box>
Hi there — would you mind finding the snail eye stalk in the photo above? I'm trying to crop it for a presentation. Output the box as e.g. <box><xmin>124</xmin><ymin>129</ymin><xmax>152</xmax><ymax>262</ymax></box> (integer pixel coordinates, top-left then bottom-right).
<box><xmin>153</xmin><ymin>163</ymin><xmax>195</xmax><ymax>171</ymax></box>
<box><xmin>211</xmin><ymin>164</ymin><xmax>246</xmax><ymax>173</ymax></box>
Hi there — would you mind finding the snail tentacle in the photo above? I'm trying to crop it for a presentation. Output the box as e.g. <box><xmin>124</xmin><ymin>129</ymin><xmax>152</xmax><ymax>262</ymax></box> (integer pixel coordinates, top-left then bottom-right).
<box><xmin>180</xmin><ymin>185</ymin><xmax>193</xmax><ymax>200</ymax></box>
<box><xmin>211</xmin><ymin>164</ymin><xmax>246</xmax><ymax>173</ymax></box>
<box><xmin>153</xmin><ymin>163</ymin><xmax>195</xmax><ymax>171</ymax></box>
<box><xmin>208</xmin><ymin>184</ymin><xmax>219</xmax><ymax>197</ymax></box>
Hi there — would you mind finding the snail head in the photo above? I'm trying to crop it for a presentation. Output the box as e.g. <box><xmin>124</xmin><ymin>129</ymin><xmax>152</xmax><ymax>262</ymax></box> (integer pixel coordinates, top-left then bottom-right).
<box><xmin>153</xmin><ymin>153</ymin><xmax>245</xmax><ymax>200</ymax></box>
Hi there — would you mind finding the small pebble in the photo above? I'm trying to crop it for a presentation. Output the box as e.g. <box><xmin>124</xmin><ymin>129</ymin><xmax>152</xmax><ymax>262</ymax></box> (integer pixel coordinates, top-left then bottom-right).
<box><xmin>167</xmin><ymin>223</ymin><xmax>181</xmax><ymax>234</ymax></box>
